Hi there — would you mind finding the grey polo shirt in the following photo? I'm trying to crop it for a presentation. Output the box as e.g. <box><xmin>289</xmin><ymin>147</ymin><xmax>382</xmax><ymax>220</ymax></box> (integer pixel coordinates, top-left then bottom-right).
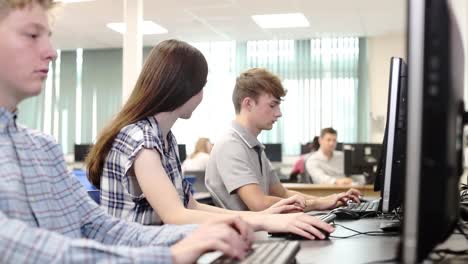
<box><xmin>205</xmin><ymin>121</ymin><xmax>280</xmax><ymax>211</ymax></box>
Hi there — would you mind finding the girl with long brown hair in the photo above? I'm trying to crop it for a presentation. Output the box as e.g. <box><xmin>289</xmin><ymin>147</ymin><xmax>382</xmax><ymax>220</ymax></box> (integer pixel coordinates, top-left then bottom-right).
<box><xmin>86</xmin><ymin>39</ymin><xmax>334</xmax><ymax>240</ymax></box>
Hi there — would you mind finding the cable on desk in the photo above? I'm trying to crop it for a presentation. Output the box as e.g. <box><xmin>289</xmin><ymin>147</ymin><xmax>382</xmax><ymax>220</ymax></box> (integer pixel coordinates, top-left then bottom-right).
<box><xmin>375</xmin><ymin>208</ymin><xmax>403</xmax><ymax>221</ymax></box>
<box><xmin>428</xmin><ymin>248</ymin><xmax>468</xmax><ymax>262</ymax></box>
<box><xmin>455</xmin><ymin>220</ymin><xmax>468</xmax><ymax>240</ymax></box>
<box><xmin>357</xmin><ymin>211</ymin><xmax>380</xmax><ymax>219</ymax></box>
<box><xmin>329</xmin><ymin>223</ymin><xmax>399</xmax><ymax>239</ymax></box>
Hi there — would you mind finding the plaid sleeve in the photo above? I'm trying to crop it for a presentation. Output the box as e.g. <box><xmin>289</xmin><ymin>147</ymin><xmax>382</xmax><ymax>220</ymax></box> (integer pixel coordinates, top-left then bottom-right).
<box><xmin>0</xmin><ymin>210</ymin><xmax>174</xmax><ymax>264</ymax></box>
<box><xmin>45</xmin><ymin>137</ymin><xmax>197</xmax><ymax>248</ymax></box>
<box><xmin>125</xmin><ymin>124</ymin><xmax>164</xmax><ymax>176</ymax></box>
<box><xmin>182</xmin><ymin>177</ymin><xmax>195</xmax><ymax>196</ymax></box>
<box><xmin>120</xmin><ymin>124</ymin><xmax>165</xmax><ymax>201</ymax></box>
<box><xmin>60</xmin><ymin>158</ymin><xmax>197</xmax><ymax>247</ymax></box>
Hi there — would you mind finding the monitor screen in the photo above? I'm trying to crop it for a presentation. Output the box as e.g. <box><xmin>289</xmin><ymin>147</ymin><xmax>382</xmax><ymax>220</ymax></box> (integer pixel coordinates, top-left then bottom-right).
<box><xmin>400</xmin><ymin>0</ymin><xmax>465</xmax><ymax>262</ymax></box>
<box><xmin>300</xmin><ymin>137</ymin><xmax>321</xmax><ymax>154</ymax></box>
<box><xmin>300</xmin><ymin>144</ymin><xmax>312</xmax><ymax>155</ymax></box>
<box><xmin>374</xmin><ymin>57</ymin><xmax>407</xmax><ymax>214</ymax></box>
<box><xmin>74</xmin><ymin>144</ymin><xmax>93</xmax><ymax>162</ymax></box>
<box><xmin>178</xmin><ymin>144</ymin><xmax>187</xmax><ymax>162</ymax></box>
<box><xmin>336</xmin><ymin>142</ymin><xmax>344</xmax><ymax>151</ymax></box>
<box><xmin>264</xmin><ymin>143</ymin><xmax>282</xmax><ymax>162</ymax></box>
<box><xmin>343</xmin><ymin>143</ymin><xmax>382</xmax><ymax>183</ymax></box>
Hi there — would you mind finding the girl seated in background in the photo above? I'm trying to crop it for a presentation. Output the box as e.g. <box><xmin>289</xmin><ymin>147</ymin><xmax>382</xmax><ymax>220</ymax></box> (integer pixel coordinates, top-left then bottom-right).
<box><xmin>182</xmin><ymin>137</ymin><xmax>212</xmax><ymax>172</ymax></box>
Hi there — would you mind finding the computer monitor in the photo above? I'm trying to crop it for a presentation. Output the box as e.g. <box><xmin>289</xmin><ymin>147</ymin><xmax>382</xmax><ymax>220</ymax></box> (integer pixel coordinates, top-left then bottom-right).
<box><xmin>300</xmin><ymin>144</ymin><xmax>312</xmax><ymax>155</ymax></box>
<box><xmin>343</xmin><ymin>143</ymin><xmax>382</xmax><ymax>183</ymax></box>
<box><xmin>400</xmin><ymin>0</ymin><xmax>465</xmax><ymax>262</ymax></box>
<box><xmin>374</xmin><ymin>57</ymin><xmax>408</xmax><ymax>214</ymax></box>
<box><xmin>74</xmin><ymin>144</ymin><xmax>93</xmax><ymax>162</ymax></box>
<box><xmin>264</xmin><ymin>143</ymin><xmax>282</xmax><ymax>162</ymax></box>
<box><xmin>336</xmin><ymin>142</ymin><xmax>344</xmax><ymax>151</ymax></box>
<box><xmin>178</xmin><ymin>144</ymin><xmax>187</xmax><ymax>162</ymax></box>
<box><xmin>299</xmin><ymin>137</ymin><xmax>321</xmax><ymax>154</ymax></box>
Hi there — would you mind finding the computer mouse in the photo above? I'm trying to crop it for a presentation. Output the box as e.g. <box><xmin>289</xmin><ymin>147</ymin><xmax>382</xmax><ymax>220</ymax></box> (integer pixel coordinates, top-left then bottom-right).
<box><xmin>270</xmin><ymin>213</ymin><xmax>336</xmax><ymax>240</ymax></box>
<box><xmin>331</xmin><ymin>209</ymin><xmax>361</xmax><ymax>220</ymax></box>
<box><xmin>284</xmin><ymin>228</ymin><xmax>331</xmax><ymax>240</ymax></box>
<box><xmin>271</xmin><ymin>227</ymin><xmax>331</xmax><ymax>240</ymax></box>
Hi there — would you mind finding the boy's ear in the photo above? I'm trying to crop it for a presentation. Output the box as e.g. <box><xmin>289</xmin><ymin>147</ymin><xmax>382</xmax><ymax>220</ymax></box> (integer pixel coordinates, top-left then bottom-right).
<box><xmin>241</xmin><ymin>97</ymin><xmax>253</xmax><ymax>112</ymax></box>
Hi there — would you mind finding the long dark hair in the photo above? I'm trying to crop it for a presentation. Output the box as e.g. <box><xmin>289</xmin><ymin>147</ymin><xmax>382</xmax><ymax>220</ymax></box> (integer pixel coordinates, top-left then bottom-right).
<box><xmin>86</xmin><ymin>39</ymin><xmax>208</xmax><ymax>188</ymax></box>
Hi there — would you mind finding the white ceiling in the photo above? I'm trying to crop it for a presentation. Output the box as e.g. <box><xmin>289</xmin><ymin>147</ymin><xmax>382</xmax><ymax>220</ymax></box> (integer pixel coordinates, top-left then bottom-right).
<box><xmin>50</xmin><ymin>0</ymin><xmax>406</xmax><ymax>50</ymax></box>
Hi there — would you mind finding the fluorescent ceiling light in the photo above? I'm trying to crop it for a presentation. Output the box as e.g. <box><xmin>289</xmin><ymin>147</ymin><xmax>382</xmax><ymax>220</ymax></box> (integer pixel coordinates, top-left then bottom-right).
<box><xmin>106</xmin><ymin>21</ymin><xmax>168</xmax><ymax>35</ymax></box>
<box><xmin>251</xmin><ymin>13</ymin><xmax>310</xmax><ymax>29</ymax></box>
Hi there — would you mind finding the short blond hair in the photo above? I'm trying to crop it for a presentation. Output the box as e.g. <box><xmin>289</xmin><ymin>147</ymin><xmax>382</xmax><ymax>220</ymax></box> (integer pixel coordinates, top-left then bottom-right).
<box><xmin>0</xmin><ymin>0</ymin><xmax>55</xmax><ymax>19</ymax></box>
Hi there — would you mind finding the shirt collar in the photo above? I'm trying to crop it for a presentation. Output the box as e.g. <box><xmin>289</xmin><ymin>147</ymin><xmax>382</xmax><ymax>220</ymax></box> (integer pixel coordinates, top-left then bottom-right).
<box><xmin>230</xmin><ymin>120</ymin><xmax>264</xmax><ymax>150</ymax></box>
<box><xmin>0</xmin><ymin>107</ymin><xmax>17</xmax><ymax>133</ymax></box>
<box><xmin>317</xmin><ymin>149</ymin><xmax>335</xmax><ymax>161</ymax></box>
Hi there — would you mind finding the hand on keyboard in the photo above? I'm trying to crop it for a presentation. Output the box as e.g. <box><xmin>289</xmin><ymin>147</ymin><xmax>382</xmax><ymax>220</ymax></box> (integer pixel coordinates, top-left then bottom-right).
<box><xmin>263</xmin><ymin>194</ymin><xmax>306</xmax><ymax>214</ymax></box>
<box><xmin>309</xmin><ymin>189</ymin><xmax>361</xmax><ymax>210</ymax></box>
<box><xmin>171</xmin><ymin>216</ymin><xmax>254</xmax><ymax>263</ymax></box>
<box><xmin>262</xmin><ymin>212</ymin><xmax>335</xmax><ymax>240</ymax></box>
<box><xmin>198</xmin><ymin>241</ymin><xmax>301</xmax><ymax>264</ymax></box>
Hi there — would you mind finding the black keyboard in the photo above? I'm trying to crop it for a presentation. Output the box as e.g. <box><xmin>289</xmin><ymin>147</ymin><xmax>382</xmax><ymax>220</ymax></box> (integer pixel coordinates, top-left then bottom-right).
<box><xmin>342</xmin><ymin>200</ymin><xmax>380</xmax><ymax>214</ymax></box>
<box><xmin>197</xmin><ymin>240</ymin><xmax>300</xmax><ymax>264</ymax></box>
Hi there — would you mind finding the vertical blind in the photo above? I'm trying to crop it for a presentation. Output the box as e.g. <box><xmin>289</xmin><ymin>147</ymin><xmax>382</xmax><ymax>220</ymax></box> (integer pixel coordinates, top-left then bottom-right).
<box><xmin>17</xmin><ymin>38</ymin><xmax>364</xmax><ymax>156</ymax></box>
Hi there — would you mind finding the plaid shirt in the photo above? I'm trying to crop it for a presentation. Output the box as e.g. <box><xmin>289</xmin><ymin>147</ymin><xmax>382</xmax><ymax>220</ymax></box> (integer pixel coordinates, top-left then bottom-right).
<box><xmin>101</xmin><ymin>116</ymin><xmax>192</xmax><ymax>225</ymax></box>
<box><xmin>0</xmin><ymin>108</ymin><xmax>196</xmax><ymax>263</ymax></box>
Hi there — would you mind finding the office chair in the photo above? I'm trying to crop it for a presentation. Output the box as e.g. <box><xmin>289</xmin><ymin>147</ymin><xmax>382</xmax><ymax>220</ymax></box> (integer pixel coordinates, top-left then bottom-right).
<box><xmin>184</xmin><ymin>170</ymin><xmax>208</xmax><ymax>193</ymax></box>
<box><xmin>205</xmin><ymin>182</ymin><xmax>228</xmax><ymax>208</ymax></box>
<box><xmin>301</xmin><ymin>156</ymin><xmax>314</xmax><ymax>183</ymax></box>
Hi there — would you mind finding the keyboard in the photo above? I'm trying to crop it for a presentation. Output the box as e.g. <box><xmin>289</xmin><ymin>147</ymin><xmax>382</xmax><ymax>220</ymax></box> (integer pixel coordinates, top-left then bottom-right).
<box><xmin>197</xmin><ymin>240</ymin><xmax>300</xmax><ymax>264</ymax></box>
<box><xmin>340</xmin><ymin>199</ymin><xmax>380</xmax><ymax>215</ymax></box>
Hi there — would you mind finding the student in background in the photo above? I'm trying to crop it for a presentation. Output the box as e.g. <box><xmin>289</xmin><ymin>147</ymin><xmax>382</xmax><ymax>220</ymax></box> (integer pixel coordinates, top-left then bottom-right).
<box><xmin>305</xmin><ymin>127</ymin><xmax>356</xmax><ymax>186</ymax></box>
<box><xmin>182</xmin><ymin>137</ymin><xmax>212</xmax><ymax>172</ymax></box>
<box><xmin>205</xmin><ymin>68</ymin><xmax>361</xmax><ymax>212</ymax></box>
<box><xmin>87</xmin><ymin>39</ymin><xmax>334</xmax><ymax>240</ymax></box>
<box><xmin>0</xmin><ymin>1</ymin><xmax>252</xmax><ymax>263</ymax></box>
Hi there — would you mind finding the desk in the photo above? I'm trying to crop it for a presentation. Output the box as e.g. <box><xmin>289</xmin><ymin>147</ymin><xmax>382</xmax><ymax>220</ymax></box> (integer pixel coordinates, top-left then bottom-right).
<box><xmin>264</xmin><ymin>217</ymin><xmax>466</xmax><ymax>263</ymax></box>
<box><xmin>194</xmin><ymin>192</ymin><xmax>213</xmax><ymax>205</ymax></box>
<box><xmin>283</xmin><ymin>183</ymin><xmax>380</xmax><ymax>197</ymax></box>
<box><xmin>201</xmin><ymin>217</ymin><xmax>466</xmax><ymax>263</ymax></box>
<box><xmin>296</xmin><ymin>218</ymin><xmax>398</xmax><ymax>263</ymax></box>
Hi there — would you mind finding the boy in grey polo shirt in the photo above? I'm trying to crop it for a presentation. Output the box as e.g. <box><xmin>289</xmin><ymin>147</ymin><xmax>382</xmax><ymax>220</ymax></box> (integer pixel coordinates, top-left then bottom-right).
<box><xmin>206</xmin><ymin>68</ymin><xmax>361</xmax><ymax>212</ymax></box>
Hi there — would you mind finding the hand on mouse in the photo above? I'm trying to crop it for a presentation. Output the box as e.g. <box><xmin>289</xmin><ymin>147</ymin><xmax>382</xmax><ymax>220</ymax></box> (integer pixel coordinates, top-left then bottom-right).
<box><xmin>259</xmin><ymin>213</ymin><xmax>335</xmax><ymax>240</ymax></box>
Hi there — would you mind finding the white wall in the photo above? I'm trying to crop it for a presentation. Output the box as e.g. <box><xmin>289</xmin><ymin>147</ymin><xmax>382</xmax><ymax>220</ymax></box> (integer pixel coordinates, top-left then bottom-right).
<box><xmin>367</xmin><ymin>33</ymin><xmax>407</xmax><ymax>142</ymax></box>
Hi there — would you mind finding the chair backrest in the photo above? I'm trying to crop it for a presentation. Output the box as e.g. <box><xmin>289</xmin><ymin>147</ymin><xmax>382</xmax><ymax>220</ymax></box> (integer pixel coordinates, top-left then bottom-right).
<box><xmin>183</xmin><ymin>170</ymin><xmax>208</xmax><ymax>193</ymax></box>
<box><xmin>205</xmin><ymin>180</ymin><xmax>228</xmax><ymax>208</ymax></box>
<box><xmin>301</xmin><ymin>154</ymin><xmax>314</xmax><ymax>183</ymax></box>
